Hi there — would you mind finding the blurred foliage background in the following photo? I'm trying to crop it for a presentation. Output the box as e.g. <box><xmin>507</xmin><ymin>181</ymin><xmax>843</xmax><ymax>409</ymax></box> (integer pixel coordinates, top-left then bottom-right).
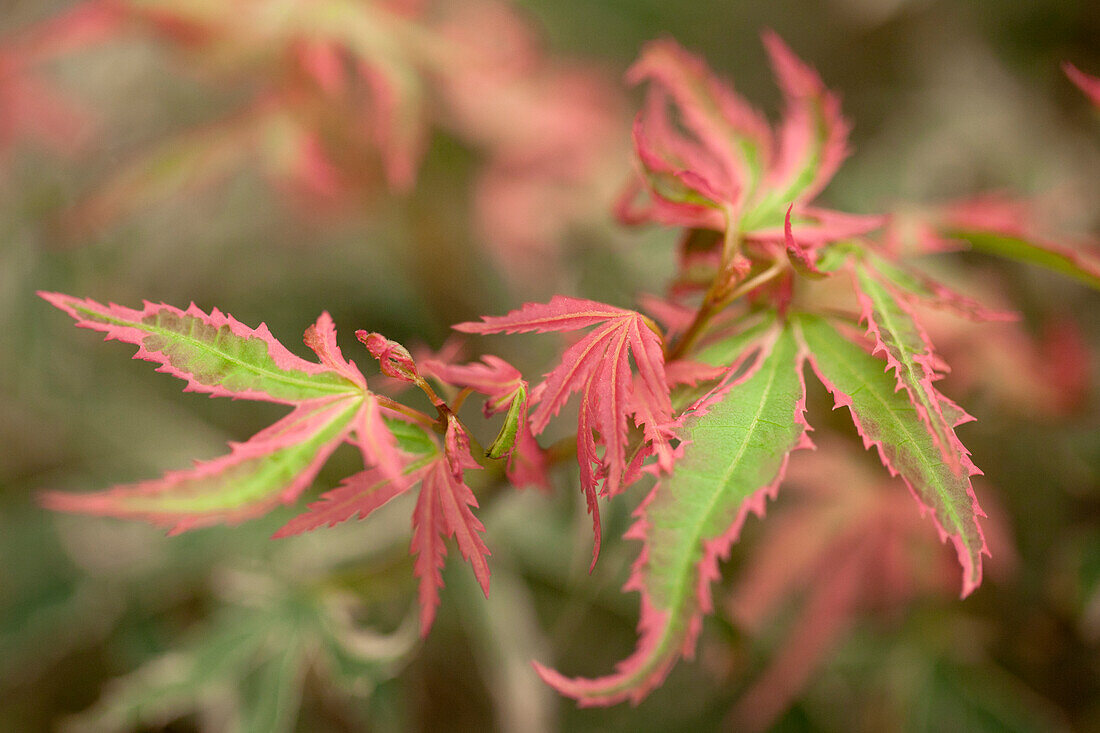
<box><xmin>2</xmin><ymin>0</ymin><xmax>1099</xmax><ymax>730</ymax></box>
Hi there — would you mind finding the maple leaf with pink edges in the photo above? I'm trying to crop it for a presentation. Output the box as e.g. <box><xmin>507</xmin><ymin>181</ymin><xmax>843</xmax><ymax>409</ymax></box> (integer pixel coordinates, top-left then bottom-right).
<box><xmin>276</xmin><ymin>416</ymin><xmax>491</xmax><ymax>637</ymax></box>
<box><xmin>36</xmin><ymin>293</ymin><xmax>421</xmax><ymax>529</ymax></box>
<box><xmin>617</xmin><ymin>31</ymin><xmax>884</xmax><ymax>278</ymax></box>
<box><xmin>455</xmin><ymin>296</ymin><xmax>672</xmax><ymax>568</ymax></box>
<box><xmin>40</xmin><ymin>292</ymin><xmax>496</xmax><ymax>637</ymax></box>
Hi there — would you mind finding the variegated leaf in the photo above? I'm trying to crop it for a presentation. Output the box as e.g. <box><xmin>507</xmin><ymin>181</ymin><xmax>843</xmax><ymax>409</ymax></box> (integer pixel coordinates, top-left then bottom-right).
<box><xmin>40</xmin><ymin>293</ymin><xmax>361</xmax><ymax>404</ymax></box>
<box><xmin>535</xmin><ymin>324</ymin><xmax>811</xmax><ymax>705</ymax></box>
<box><xmin>795</xmin><ymin>314</ymin><xmax>987</xmax><ymax>596</ymax></box>
<box><xmin>42</xmin><ymin>396</ymin><xmax>362</xmax><ymax>533</ymax></box>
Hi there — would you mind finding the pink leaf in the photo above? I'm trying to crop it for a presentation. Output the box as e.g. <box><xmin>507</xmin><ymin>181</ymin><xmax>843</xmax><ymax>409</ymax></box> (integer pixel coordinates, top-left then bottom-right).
<box><xmin>783</xmin><ymin>204</ymin><xmax>827</xmax><ymax>278</ymax></box>
<box><xmin>1064</xmin><ymin>61</ymin><xmax>1100</xmax><ymax>109</ymax></box>
<box><xmin>627</xmin><ymin>38</ymin><xmax>772</xmax><ymax>212</ymax></box>
<box><xmin>297</xmin><ymin>40</ymin><xmax>346</xmax><ymax>95</ymax></box>
<box><xmin>535</xmin><ymin>326</ymin><xmax>812</xmax><ymax>706</ymax></box>
<box><xmin>356</xmin><ymin>57</ymin><xmax>426</xmax><ymax>192</ymax></box>
<box><xmin>506</xmin><ymin>421</ymin><xmax>552</xmax><ymax>492</ymax></box>
<box><xmin>751</xmin><ymin>206</ymin><xmax>884</xmax><ymax>247</ymax></box>
<box><xmin>528</xmin><ymin>321</ymin><xmax>621</xmax><ymax>435</ymax></box>
<box><xmin>594</xmin><ymin>326</ymin><xmax>633</xmax><ymax>498</ymax></box>
<box><xmin>423</xmin><ymin>354</ymin><xmax>550</xmax><ymax>490</ymax></box>
<box><xmin>663</xmin><ymin>360</ymin><xmax>727</xmax><ymax>386</ymax></box>
<box><xmin>576</xmin><ymin>378</ymin><xmax>603</xmax><ymax>572</ymax></box>
<box><xmin>303</xmin><ymin>311</ymin><xmax>366</xmax><ymax>387</ymax></box>
<box><xmin>629</xmin><ymin>377</ymin><xmax>684</xmax><ymax>474</ymax></box>
<box><xmin>412</xmin><ymin>453</ymin><xmax>491</xmax><ymax>636</ymax></box>
<box><xmin>456</xmin><ymin>297</ymin><xmax>673</xmax><ymax>563</ymax></box>
<box><xmin>411</xmin><ymin>468</ymin><xmax>448</xmax><ymax>635</ymax></box>
<box><xmin>354</xmin><ymin>394</ymin><xmax>408</xmax><ymax>485</ymax></box>
<box><xmin>454</xmin><ymin>296</ymin><xmax>634</xmax><ymax>335</ymax></box>
<box><xmin>423</xmin><ymin>354</ymin><xmax>523</xmax><ymax>416</ymax></box>
<box><xmin>760</xmin><ymin>30</ymin><xmax>850</xmax><ymax>205</ymax></box>
<box><xmin>273</xmin><ymin>464</ymin><xmax>424</xmax><ymax>538</ymax></box>
<box><xmin>444</xmin><ymin>415</ymin><xmax>480</xmax><ymax>480</ymax></box>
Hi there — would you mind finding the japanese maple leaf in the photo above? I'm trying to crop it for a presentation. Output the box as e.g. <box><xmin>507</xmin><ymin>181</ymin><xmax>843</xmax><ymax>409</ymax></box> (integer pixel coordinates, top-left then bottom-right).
<box><xmin>455</xmin><ymin>296</ymin><xmax>672</xmax><ymax>567</ymax></box>
<box><xmin>277</xmin><ymin>413</ymin><xmax>491</xmax><ymax>636</ymax></box>
<box><xmin>0</xmin><ymin>1</ymin><xmax>128</xmax><ymax>157</ymax></box>
<box><xmin>617</xmin><ymin>32</ymin><xmax>883</xmax><ymax>254</ymax></box>
<box><xmin>422</xmin><ymin>354</ymin><xmax>550</xmax><ymax>490</ymax></box>
<box><xmin>40</xmin><ymin>293</ymin><xmax>493</xmax><ymax>636</ymax></box>
<box><xmin>410</xmin><ymin>415</ymin><xmax>491</xmax><ymax>633</ymax></box>
<box><xmin>37</xmin><ymin>293</ymin><xmax>411</xmax><ymax>531</ymax></box>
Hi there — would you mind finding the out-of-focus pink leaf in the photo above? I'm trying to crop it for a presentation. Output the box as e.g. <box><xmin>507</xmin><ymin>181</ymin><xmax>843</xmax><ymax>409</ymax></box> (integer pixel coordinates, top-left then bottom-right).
<box><xmin>622</xmin><ymin>32</ymin><xmax>853</xmax><ymax>247</ymax></box>
<box><xmin>726</xmin><ymin>443</ymin><xmax>993</xmax><ymax>730</ymax></box>
<box><xmin>937</xmin><ymin>195</ymin><xmax>1100</xmax><ymax>291</ymax></box>
<box><xmin>1064</xmin><ymin>61</ymin><xmax>1100</xmax><ymax>109</ymax></box>
<box><xmin>7</xmin><ymin>0</ymin><xmax>124</xmax><ymax>62</ymax></box>
<box><xmin>755</xmin><ymin>30</ymin><xmax>849</xmax><ymax>210</ymax></box>
<box><xmin>0</xmin><ymin>0</ymin><xmax>123</xmax><ymax>158</ymax></box>
<box><xmin>783</xmin><ymin>205</ymin><xmax>827</xmax><ymax>278</ymax></box>
<box><xmin>628</xmin><ymin>39</ymin><xmax>771</xmax><ymax>213</ymax></box>
<box><xmin>863</xmin><ymin>251</ymin><xmax>1020</xmax><ymax>323</ymax></box>
<box><xmin>918</xmin><ymin>304</ymin><xmax>1091</xmax><ymax>418</ymax></box>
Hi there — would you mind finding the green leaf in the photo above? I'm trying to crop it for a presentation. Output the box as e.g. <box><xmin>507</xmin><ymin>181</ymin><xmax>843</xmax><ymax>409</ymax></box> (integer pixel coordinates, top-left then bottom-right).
<box><xmin>238</xmin><ymin>645</ymin><xmax>304</xmax><ymax>733</ymax></box>
<box><xmin>65</xmin><ymin>579</ymin><xmax>416</xmax><ymax>733</ymax></box>
<box><xmin>42</xmin><ymin>397</ymin><xmax>362</xmax><ymax>533</ymax></box>
<box><xmin>40</xmin><ymin>293</ymin><xmax>362</xmax><ymax>403</ymax></box>
<box><xmin>485</xmin><ymin>383</ymin><xmax>526</xmax><ymax>459</ymax></box>
<box><xmin>692</xmin><ymin>311</ymin><xmax>778</xmax><ymax>368</ymax></box>
<box><xmin>950</xmin><ymin>229</ymin><xmax>1100</xmax><ymax>291</ymax></box>
<box><xmin>383</xmin><ymin>417</ymin><xmax>437</xmax><ymax>456</ymax></box>
<box><xmin>794</xmin><ymin>314</ymin><xmax>987</xmax><ymax>596</ymax></box>
<box><xmin>536</xmin><ymin>324</ymin><xmax>810</xmax><ymax>705</ymax></box>
<box><xmin>853</xmin><ymin>263</ymin><xmax>963</xmax><ymax>472</ymax></box>
<box><xmin>643</xmin><ymin>324</ymin><xmax>808</xmax><ymax>642</ymax></box>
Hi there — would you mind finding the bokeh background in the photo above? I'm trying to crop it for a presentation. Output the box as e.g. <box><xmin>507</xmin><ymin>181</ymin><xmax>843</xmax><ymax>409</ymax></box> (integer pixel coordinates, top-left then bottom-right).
<box><xmin>2</xmin><ymin>0</ymin><xmax>1099</xmax><ymax>730</ymax></box>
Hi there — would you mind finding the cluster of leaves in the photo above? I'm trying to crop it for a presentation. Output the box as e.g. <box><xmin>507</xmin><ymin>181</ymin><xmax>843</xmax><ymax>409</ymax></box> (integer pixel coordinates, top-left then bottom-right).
<box><xmin>2</xmin><ymin>0</ymin><xmax>625</xmax><ymax>282</ymax></box>
<box><xmin>37</xmin><ymin>22</ymin><xmax>1100</xmax><ymax>724</ymax></box>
